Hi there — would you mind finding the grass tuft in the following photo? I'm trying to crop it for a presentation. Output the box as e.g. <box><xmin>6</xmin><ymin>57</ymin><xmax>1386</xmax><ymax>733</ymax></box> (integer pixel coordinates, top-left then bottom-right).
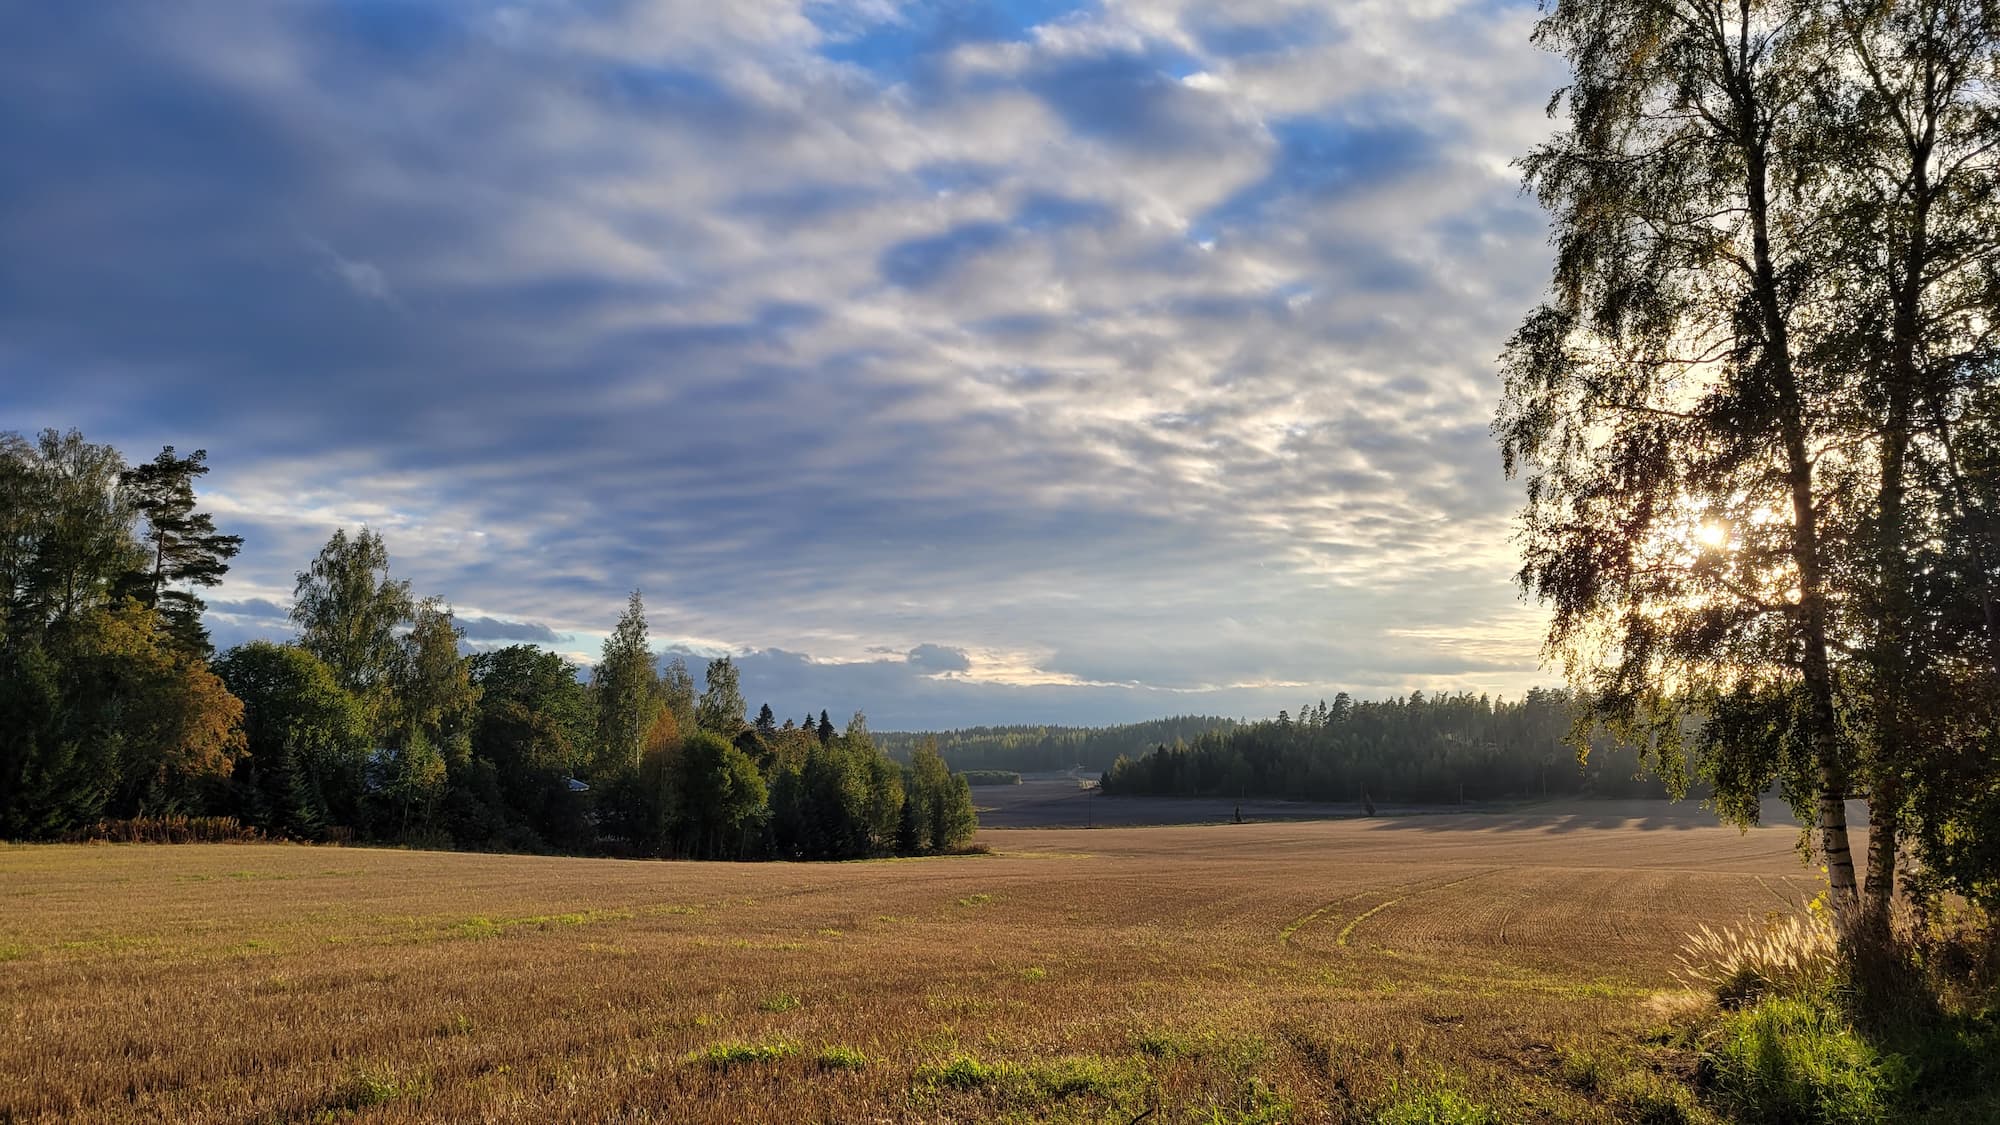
<box><xmin>814</xmin><ymin>1045</ymin><xmax>868</xmax><ymax>1071</ymax></box>
<box><xmin>1677</xmin><ymin>909</ymin><xmax>1838</xmax><ymax>1008</ymax></box>
<box><xmin>687</xmin><ymin>1039</ymin><xmax>800</xmax><ymax>1070</ymax></box>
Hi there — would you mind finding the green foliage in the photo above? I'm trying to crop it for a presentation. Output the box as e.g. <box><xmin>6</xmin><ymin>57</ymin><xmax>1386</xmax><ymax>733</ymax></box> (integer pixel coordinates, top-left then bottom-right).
<box><xmin>959</xmin><ymin>770</ymin><xmax>1021</xmax><ymax>786</ymax></box>
<box><xmin>814</xmin><ymin>1045</ymin><xmax>868</xmax><ymax>1071</ymax></box>
<box><xmin>392</xmin><ymin>598</ymin><xmax>478</xmax><ymax>758</ymax></box>
<box><xmin>1373</xmin><ymin>1081</ymin><xmax>1500</xmax><ymax>1125</ymax></box>
<box><xmin>912</xmin><ymin>1053</ymin><xmax>1151</xmax><ymax>1109</ymax></box>
<box><xmin>917</xmin><ymin>1054</ymin><xmax>1003</xmax><ymax>1090</ymax></box>
<box><xmin>687</xmin><ymin>1040</ymin><xmax>799</xmax><ymax>1069</ymax></box>
<box><xmin>216</xmin><ymin>642</ymin><xmax>370</xmax><ymax>839</ymax></box>
<box><xmin>905</xmin><ymin>739</ymin><xmax>976</xmax><ymax>852</ymax></box>
<box><xmin>877</xmin><ymin>715</ymin><xmax>1239</xmax><ymax>773</ymax></box>
<box><xmin>695</xmin><ymin>656</ymin><xmax>745</xmax><ymax>735</ymax></box>
<box><xmin>1702</xmin><ymin>999</ymin><xmax>1908</xmax><ymax>1125</ymax></box>
<box><xmin>1101</xmin><ymin>690</ymin><xmax>1657</xmax><ymax>804</ymax></box>
<box><xmin>290</xmin><ymin>528</ymin><xmax>413</xmax><ymax>711</ymax></box>
<box><xmin>0</xmin><ymin>429</ymin><xmax>144</xmax><ymax>635</ymax></box>
<box><xmin>114</xmin><ymin>446</ymin><xmax>241</xmax><ymax>656</ymax></box>
<box><xmin>659</xmin><ymin>656</ymin><xmax>697</xmax><ymax>739</ymax></box>
<box><xmin>673</xmin><ymin>730</ymin><xmax>766</xmax><ymax>859</ymax></box>
<box><xmin>590</xmin><ymin>591</ymin><xmax>659</xmax><ymax>774</ymax></box>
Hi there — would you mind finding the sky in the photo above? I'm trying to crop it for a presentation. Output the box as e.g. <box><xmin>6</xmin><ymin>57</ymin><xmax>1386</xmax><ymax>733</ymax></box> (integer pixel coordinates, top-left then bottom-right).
<box><xmin>0</xmin><ymin>0</ymin><xmax>1568</xmax><ymax>730</ymax></box>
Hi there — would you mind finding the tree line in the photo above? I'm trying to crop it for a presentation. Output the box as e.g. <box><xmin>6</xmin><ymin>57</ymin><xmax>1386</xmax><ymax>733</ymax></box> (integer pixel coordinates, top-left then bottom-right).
<box><xmin>1099</xmin><ymin>689</ymin><xmax>1675</xmax><ymax>805</ymax></box>
<box><xmin>876</xmin><ymin>716</ymin><xmax>1239</xmax><ymax>774</ymax></box>
<box><xmin>0</xmin><ymin>429</ymin><xmax>974</xmax><ymax>858</ymax></box>
<box><xmin>1501</xmin><ymin>0</ymin><xmax>2000</xmax><ymax>930</ymax></box>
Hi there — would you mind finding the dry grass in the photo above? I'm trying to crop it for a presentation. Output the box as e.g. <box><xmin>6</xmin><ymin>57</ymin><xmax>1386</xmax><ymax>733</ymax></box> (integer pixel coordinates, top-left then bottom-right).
<box><xmin>1676</xmin><ymin>906</ymin><xmax>1839</xmax><ymax>1008</ymax></box>
<box><xmin>0</xmin><ymin>805</ymin><xmax>1814</xmax><ymax>1122</ymax></box>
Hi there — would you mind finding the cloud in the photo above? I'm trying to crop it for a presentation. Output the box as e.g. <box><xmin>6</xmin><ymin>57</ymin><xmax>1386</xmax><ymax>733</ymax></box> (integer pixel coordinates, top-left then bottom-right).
<box><xmin>907</xmin><ymin>643</ymin><xmax>972</xmax><ymax>674</ymax></box>
<box><xmin>458</xmin><ymin>616</ymin><xmax>560</xmax><ymax>643</ymax></box>
<box><xmin>0</xmin><ymin>0</ymin><xmax>1566</xmax><ymax>728</ymax></box>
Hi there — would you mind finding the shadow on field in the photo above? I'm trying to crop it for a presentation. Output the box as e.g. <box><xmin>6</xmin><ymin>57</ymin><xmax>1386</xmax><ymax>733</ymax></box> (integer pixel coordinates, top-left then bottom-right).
<box><xmin>980</xmin><ymin>783</ymin><xmax>1822</xmax><ymax>834</ymax></box>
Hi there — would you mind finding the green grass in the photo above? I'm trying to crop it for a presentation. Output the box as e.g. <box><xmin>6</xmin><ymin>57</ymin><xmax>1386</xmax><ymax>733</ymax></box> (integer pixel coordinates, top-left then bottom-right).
<box><xmin>1701</xmin><ymin>998</ymin><xmax>1908</xmax><ymax>1125</ymax></box>
<box><xmin>757</xmin><ymin>992</ymin><xmax>801</xmax><ymax>1012</ymax></box>
<box><xmin>687</xmin><ymin>1039</ymin><xmax>800</xmax><ymax>1070</ymax></box>
<box><xmin>814</xmin><ymin>1045</ymin><xmax>869</xmax><ymax>1071</ymax></box>
<box><xmin>912</xmin><ymin>1052</ymin><xmax>1150</xmax><ymax>1107</ymax></box>
<box><xmin>1373</xmin><ymin>1080</ymin><xmax>1500</xmax><ymax>1125</ymax></box>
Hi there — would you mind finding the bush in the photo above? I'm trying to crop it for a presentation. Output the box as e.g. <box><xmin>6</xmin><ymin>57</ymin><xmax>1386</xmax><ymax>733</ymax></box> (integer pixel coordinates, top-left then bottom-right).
<box><xmin>1701</xmin><ymin>997</ymin><xmax>1908</xmax><ymax>1125</ymax></box>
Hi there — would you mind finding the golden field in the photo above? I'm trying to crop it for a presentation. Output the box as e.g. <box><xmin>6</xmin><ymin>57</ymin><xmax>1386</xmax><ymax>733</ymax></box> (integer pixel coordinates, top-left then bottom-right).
<box><xmin>0</xmin><ymin>803</ymin><xmax>1818</xmax><ymax>1123</ymax></box>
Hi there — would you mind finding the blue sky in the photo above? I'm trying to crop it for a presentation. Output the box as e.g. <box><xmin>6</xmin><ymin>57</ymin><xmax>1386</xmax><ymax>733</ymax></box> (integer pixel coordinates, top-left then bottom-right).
<box><xmin>0</xmin><ymin>0</ymin><xmax>1565</xmax><ymax>729</ymax></box>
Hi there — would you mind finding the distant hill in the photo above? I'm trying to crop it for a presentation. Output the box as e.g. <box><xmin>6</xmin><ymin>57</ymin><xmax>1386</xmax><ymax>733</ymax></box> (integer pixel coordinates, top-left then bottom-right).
<box><xmin>877</xmin><ymin>716</ymin><xmax>1240</xmax><ymax>773</ymax></box>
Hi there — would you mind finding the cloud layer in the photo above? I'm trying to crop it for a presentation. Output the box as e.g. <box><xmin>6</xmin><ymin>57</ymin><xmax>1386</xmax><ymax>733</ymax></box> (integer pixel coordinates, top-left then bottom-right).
<box><xmin>0</xmin><ymin>0</ymin><xmax>1563</xmax><ymax>729</ymax></box>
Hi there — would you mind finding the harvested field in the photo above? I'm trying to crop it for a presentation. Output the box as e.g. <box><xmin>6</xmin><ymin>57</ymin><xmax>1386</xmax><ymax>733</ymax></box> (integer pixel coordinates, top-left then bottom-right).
<box><xmin>1</xmin><ymin>803</ymin><xmax>1825</xmax><ymax>1123</ymax></box>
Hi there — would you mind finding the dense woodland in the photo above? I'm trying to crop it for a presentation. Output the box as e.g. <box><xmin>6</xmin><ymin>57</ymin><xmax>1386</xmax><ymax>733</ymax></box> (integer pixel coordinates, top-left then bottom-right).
<box><xmin>0</xmin><ymin>429</ymin><xmax>975</xmax><ymax>859</ymax></box>
<box><xmin>877</xmin><ymin>716</ymin><xmax>1238</xmax><ymax>774</ymax></box>
<box><xmin>1100</xmin><ymin>689</ymin><xmax>1677</xmax><ymax>804</ymax></box>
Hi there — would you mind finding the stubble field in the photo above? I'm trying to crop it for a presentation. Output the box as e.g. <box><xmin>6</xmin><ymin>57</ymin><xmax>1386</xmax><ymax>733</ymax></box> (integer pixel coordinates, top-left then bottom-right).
<box><xmin>0</xmin><ymin>803</ymin><xmax>1819</xmax><ymax>1123</ymax></box>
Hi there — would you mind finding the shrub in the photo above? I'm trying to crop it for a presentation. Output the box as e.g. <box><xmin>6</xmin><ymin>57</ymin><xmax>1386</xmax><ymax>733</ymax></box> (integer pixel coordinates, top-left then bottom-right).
<box><xmin>1701</xmin><ymin>997</ymin><xmax>1907</xmax><ymax>1125</ymax></box>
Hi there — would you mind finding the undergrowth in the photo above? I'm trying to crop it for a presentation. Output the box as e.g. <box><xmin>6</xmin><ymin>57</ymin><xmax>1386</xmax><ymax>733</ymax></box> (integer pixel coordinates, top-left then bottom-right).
<box><xmin>1662</xmin><ymin>900</ymin><xmax>2000</xmax><ymax>1125</ymax></box>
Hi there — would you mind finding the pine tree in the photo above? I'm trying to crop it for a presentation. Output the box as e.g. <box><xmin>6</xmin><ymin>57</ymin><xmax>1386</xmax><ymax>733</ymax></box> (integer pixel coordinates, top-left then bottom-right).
<box><xmin>115</xmin><ymin>447</ymin><xmax>241</xmax><ymax>655</ymax></box>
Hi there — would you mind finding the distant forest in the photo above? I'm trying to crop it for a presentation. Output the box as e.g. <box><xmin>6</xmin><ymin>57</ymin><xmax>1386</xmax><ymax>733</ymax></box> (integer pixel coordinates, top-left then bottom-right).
<box><xmin>0</xmin><ymin>429</ymin><xmax>975</xmax><ymax>860</ymax></box>
<box><xmin>877</xmin><ymin>716</ymin><xmax>1239</xmax><ymax>773</ymax></box>
<box><xmin>1100</xmin><ymin>690</ymin><xmax>1677</xmax><ymax>805</ymax></box>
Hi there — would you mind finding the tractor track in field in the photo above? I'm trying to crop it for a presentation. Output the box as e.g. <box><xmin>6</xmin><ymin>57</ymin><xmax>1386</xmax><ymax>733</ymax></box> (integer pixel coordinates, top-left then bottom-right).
<box><xmin>1335</xmin><ymin>869</ymin><xmax>1496</xmax><ymax>949</ymax></box>
<box><xmin>1279</xmin><ymin>889</ymin><xmax>1378</xmax><ymax>944</ymax></box>
<box><xmin>1279</xmin><ymin>869</ymin><xmax>1498</xmax><ymax>950</ymax></box>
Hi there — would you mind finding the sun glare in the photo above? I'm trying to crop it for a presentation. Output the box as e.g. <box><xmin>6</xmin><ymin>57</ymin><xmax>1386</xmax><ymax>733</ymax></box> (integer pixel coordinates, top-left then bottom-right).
<box><xmin>1697</xmin><ymin>521</ymin><xmax>1729</xmax><ymax>549</ymax></box>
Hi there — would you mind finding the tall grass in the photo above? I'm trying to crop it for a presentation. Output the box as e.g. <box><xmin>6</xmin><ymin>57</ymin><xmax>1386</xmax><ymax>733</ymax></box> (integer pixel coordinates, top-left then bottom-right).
<box><xmin>63</xmin><ymin>816</ymin><xmax>263</xmax><ymax>844</ymax></box>
<box><xmin>1676</xmin><ymin>907</ymin><xmax>1838</xmax><ymax>1008</ymax></box>
<box><xmin>1674</xmin><ymin>901</ymin><xmax>2000</xmax><ymax>1125</ymax></box>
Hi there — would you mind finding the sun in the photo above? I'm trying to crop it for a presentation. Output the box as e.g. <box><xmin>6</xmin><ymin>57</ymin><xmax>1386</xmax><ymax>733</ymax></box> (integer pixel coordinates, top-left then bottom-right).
<box><xmin>1697</xmin><ymin>521</ymin><xmax>1730</xmax><ymax>549</ymax></box>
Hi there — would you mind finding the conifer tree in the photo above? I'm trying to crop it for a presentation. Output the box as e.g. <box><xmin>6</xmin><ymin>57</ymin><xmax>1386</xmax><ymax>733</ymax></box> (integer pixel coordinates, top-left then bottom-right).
<box><xmin>115</xmin><ymin>446</ymin><xmax>241</xmax><ymax>654</ymax></box>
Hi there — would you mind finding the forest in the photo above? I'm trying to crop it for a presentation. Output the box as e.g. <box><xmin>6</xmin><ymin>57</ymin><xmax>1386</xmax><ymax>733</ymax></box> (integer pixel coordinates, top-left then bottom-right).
<box><xmin>1099</xmin><ymin>689</ymin><xmax>1678</xmax><ymax>805</ymax></box>
<box><xmin>876</xmin><ymin>716</ymin><xmax>1239</xmax><ymax>773</ymax></box>
<box><xmin>0</xmin><ymin>429</ymin><xmax>975</xmax><ymax>860</ymax></box>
